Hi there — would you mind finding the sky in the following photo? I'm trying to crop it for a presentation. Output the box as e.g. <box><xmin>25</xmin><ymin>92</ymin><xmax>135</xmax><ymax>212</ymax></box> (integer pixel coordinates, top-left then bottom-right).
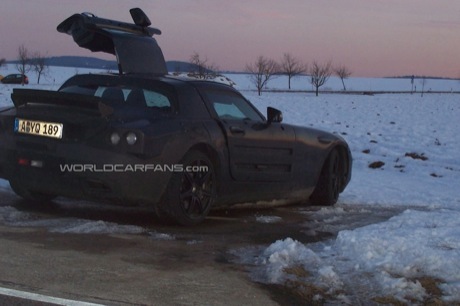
<box><xmin>1</xmin><ymin>0</ymin><xmax>460</xmax><ymax>77</ymax></box>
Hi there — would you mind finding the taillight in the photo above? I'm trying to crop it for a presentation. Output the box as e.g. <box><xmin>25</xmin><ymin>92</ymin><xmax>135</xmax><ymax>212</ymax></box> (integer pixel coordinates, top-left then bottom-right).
<box><xmin>18</xmin><ymin>158</ymin><xmax>30</xmax><ymax>166</ymax></box>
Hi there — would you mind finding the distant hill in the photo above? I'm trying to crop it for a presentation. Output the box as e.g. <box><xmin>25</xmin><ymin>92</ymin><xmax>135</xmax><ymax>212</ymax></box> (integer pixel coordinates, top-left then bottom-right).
<box><xmin>7</xmin><ymin>56</ymin><xmax>209</xmax><ymax>73</ymax></box>
<box><xmin>45</xmin><ymin>56</ymin><xmax>118</xmax><ymax>70</ymax></box>
<box><xmin>387</xmin><ymin>75</ymin><xmax>460</xmax><ymax>81</ymax></box>
<box><xmin>6</xmin><ymin>56</ymin><xmax>118</xmax><ymax>70</ymax></box>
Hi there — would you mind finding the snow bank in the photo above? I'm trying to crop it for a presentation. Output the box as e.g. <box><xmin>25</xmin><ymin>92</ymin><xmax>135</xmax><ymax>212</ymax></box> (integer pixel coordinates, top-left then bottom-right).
<box><xmin>249</xmin><ymin>208</ymin><xmax>460</xmax><ymax>303</ymax></box>
<box><xmin>255</xmin><ymin>238</ymin><xmax>320</xmax><ymax>283</ymax></box>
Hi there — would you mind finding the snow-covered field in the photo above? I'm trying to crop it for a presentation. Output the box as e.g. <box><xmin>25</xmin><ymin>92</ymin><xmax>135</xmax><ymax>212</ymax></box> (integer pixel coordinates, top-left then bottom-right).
<box><xmin>1</xmin><ymin>65</ymin><xmax>460</xmax><ymax>303</ymax></box>
<box><xmin>238</xmin><ymin>88</ymin><xmax>460</xmax><ymax>304</ymax></box>
<box><xmin>230</xmin><ymin>72</ymin><xmax>460</xmax><ymax>93</ymax></box>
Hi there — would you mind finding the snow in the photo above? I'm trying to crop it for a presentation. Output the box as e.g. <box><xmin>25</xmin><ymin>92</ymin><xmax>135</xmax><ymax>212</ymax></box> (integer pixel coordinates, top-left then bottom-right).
<box><xmin>255</xmin><ymin>238</ymin><xmax>321</xmax><ymax>283</ymax></box>
<box><xmin>255</xmin><ymin>215</ymin><xmax>283</xmax><ymax>224</ymax></box>
<box><xmin>0</xmin><ymin>206</ymin><xmax>145</xmax><ymax>234</ymax></box>
<box><xmin>149</xmin><ymin>231</ymin><xmax>176</xmax><ymax>241</ymax></box>
<box><xmin>232</xmin><ymin>76</ymin><xmax>460</xmax><ymax>303</ymax></box>
<box><xmin>229</xmin><ymin>72</ymin><xmax>460</xmax><ymax>93</ymax></box>
<box><xmin>334</xmin><ymin>209</ymin><xmax>460</xmax><ymax>301</ymax></box>
<box><xmin>2</xmin><ymin>64</ymin><xmax>460</xmax><ymax>303</ymax></box>
<box><xmin>249</xmin><ymin>209</ymin><xmax>460</xmax><ymax>303</ymax></box>
<box><xmin>244</xmin><ymin>91</ymin><xmax>460</xmax><ymax>209</ymax></box>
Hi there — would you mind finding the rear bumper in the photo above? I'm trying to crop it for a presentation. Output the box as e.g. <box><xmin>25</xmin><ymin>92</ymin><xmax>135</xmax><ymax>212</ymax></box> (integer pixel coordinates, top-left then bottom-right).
<box><xmin>0</xmin><ymin>136</ymin><xmax>171</xmax><ymax>206</ymax></box>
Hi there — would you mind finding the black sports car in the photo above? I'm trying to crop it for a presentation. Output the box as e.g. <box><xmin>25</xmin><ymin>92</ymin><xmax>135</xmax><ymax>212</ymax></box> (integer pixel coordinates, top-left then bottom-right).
<box><xmin>0</xmin><ymin>9</ymin><xmax>351</xmax><ymax>225</ymax></box>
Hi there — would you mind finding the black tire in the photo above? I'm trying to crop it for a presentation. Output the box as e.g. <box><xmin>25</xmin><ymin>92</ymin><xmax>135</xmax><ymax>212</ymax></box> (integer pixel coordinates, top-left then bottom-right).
<box><xmin>9</xmin><ymin>180</ymin><xmax>56</xmax><ymax>202</ymax></box>
<box><xmin>310</xmin><ymin>149</ymin><xmax>342</xmax><ymax>206</ymax></box>
<box><xmin>159</xmin><ymin>151</ymin><xmax>216</xmax><ymax>226</ymax></box>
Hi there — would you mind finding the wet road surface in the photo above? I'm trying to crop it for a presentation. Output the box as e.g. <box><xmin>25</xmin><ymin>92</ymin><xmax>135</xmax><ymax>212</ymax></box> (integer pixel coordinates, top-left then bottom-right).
<box><xmin>0</xmin><ymin>188</ymin><xmax>406</xmax><ymax>305</ymax></box>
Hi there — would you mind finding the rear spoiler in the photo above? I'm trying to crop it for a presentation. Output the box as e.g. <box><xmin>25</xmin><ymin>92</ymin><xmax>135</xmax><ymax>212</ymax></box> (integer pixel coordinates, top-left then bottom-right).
<box><xmin>11</xmin><ymin>89</ymin><xmax>114</xmax><ymax>117</ymax></box>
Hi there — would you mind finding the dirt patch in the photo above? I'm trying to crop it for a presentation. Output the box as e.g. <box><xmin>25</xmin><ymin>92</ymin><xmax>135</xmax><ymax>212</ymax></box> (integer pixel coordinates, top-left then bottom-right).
<box><xmin>372</xmin><ymin>276</ymin><xmax>450</xmax><ymax>306</ymax></box>
<box><xmin>405</xmin><ymin>152</ymin><xmax>428</xmax><ymax>161</ymax></box>
<box><xmin>369</xmin><ymin>161</ymin><xmax>385</xmax><ymax>169</ymax></box>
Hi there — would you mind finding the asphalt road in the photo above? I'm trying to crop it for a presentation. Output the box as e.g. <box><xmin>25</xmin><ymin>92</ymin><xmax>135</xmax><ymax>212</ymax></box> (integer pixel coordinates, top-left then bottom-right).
<box><xmin>0</xmin><ymin>188</ymin><xmax>404</xmax><ymax>305</ymax></box>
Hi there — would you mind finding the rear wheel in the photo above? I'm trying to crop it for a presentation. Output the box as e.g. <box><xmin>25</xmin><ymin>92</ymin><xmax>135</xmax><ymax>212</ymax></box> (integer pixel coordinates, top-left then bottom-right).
<box><xmin>310</xmin><ymin>149</ymin><xmax>342</xmax><ymax>206</ymax></box>
<box><xmin>159</xmin><ymin>151</ymin><xmax>216</xmax><ymax>226</ymax></box>
<box><xmin>9</xmin><ymin>180</ymin><xmax>56</xmax><ymax>202</ymax></box>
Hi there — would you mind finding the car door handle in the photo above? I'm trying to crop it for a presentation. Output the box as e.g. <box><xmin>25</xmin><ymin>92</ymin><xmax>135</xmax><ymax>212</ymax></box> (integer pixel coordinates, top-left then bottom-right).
<box><xmin>229</xmin><ymin>126</ymin><xmax>245</xmax><ymax>134</ymax></box>
<box><xmin>318</xmin><ymin>135</ymin><xmax>335</xmax><ymax>144</ymax></box>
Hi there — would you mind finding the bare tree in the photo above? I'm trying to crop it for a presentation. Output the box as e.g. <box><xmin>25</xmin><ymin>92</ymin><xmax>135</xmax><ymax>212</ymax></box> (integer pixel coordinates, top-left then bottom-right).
<box><xmin>189</xmin><ymin>52</ymin><xmax>218</xmax><ymax>79</ymax></box>
<box><xmin>246</xmin><ymin>56</ymin><xmax>279</xmax><ymax>96</ymax></box>
<box><xmin>420</xmin><ymin>76</ymin><xmax>427</xmax><ymax>97</ymax></box>
<box><xmin>189</xmin><ymin>52</ymin><xmax>207</xmax><ymax>79</ymax></box>
<box><xmin>16</xmin><ymin>45</ymin><xmax>30</xmax><ymax>85</ymax></box>
<box><xmin>31</xmin><ymin>52</ymin><xmax>48</xmax><ymax>84</ymax></box>
<box><xmin>410</xmin><ymin>75</ymin><xmax>415</xmax><ymax>94</ymax></box>
<box><xmin>173</xmin><ymin>62</ymin><xmax>182</xmax><ymax>75</ymax></box>
<box><xmin>309</xmin><ymin>61</ymin><xmax>332</xmax><ymax>96</ymax></box>
<box><xmin>280</xmin><ymin>53</ymin><xmax>307</xmax><ymax>90</ymax></box>
<box><xmin>0</xmin><ymin>58</ymin><xmax>5</xmax><ymax>67</ymax></box>
<box><xmin>334</xmin><ymin>65</ymin><xmax>352</xmax><ymax>91</ymax></box>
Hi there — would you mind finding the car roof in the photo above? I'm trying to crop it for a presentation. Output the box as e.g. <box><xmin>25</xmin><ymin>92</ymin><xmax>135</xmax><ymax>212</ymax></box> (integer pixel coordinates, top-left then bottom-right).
<box><xmin>60</xmin><ymin>73</ymin><xmax>238</xmax><ymax>93</ymax></box>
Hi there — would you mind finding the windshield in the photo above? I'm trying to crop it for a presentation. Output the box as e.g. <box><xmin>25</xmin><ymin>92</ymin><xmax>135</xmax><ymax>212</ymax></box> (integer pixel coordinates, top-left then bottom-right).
<box><xmin>204</xmin><ymin>90</ymin><xmax>264</xmax><ymax>121</ymax></box>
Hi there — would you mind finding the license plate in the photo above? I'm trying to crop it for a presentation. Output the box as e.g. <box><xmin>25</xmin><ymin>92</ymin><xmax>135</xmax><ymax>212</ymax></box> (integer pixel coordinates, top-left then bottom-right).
<box><xmin>14</xmin><ymin>118</ymin><xmax>63</xmax><ymax>139</ymax></box>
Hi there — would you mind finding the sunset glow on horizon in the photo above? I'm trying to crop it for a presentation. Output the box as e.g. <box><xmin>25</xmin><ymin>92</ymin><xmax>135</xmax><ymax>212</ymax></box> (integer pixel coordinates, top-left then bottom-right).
<box><xmin>1</xmin><ymin>0</ymin><xmax>460</xmax><ymax>77</ymax></box>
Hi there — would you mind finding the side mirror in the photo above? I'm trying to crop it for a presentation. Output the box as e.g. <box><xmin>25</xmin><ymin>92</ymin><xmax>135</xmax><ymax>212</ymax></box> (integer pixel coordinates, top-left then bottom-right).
<box><xmin>267</xmin><ymin>107</ymin><xmax>283</xmax><ymax>124</ymax></box>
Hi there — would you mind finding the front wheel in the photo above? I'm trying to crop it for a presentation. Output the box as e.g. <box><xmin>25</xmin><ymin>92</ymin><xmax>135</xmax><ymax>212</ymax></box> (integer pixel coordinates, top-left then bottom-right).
<box><xmin>159</xmin><ymin>151</ymin><xmax>216</xmax><ymax>226</ymax></box>
<box><xmin>310</xmin><ymin>149</ymin><xmax>342</xmax><ymax>206</ymax></box>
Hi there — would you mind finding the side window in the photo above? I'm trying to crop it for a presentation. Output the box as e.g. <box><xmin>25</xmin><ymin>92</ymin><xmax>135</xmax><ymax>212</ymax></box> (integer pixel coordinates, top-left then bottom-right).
<box><xmin>98</xmin><ymin>87</ymin><xmax>126</xmax><ymax>104</ymax></box>
<box><xmin>60</xmin><ymin>84</ymin><xmax>173</xmax><ymax>113</ymax></box>
<box><xmin>95</xmin><ymin>87</ymin><xmax>171</xmax><ymax>111</ymax></box>
<box><xmin>144</xmin><ymin>90</ymin><xmax>170</xmax><ymax>108</ymax></box>
<box><xmin>206</xmin><ymin>90</ymin><xmax>263</xmax><ymax>121</ymax></box>
<box><xmin>95</xmin><ymin>87</ymin><xmax>126</xmax><ymax>100</ymax></box>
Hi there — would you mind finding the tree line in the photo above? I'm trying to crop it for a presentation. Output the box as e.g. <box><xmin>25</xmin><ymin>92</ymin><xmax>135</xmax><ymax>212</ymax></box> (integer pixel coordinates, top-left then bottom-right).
<box><xmin>2</xmin><ymin>45</ymin><xmax>352</xmax><ymax>94</ymax></box>
<box><xmin>186</xmin><ymin>52</ymin><xmax>352</xmax><ymax>96</ymax></box>
<box><xmin>246</xmin><ymin>54</ymin><xmax>351</xmax><ymax>96</ymax></box>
